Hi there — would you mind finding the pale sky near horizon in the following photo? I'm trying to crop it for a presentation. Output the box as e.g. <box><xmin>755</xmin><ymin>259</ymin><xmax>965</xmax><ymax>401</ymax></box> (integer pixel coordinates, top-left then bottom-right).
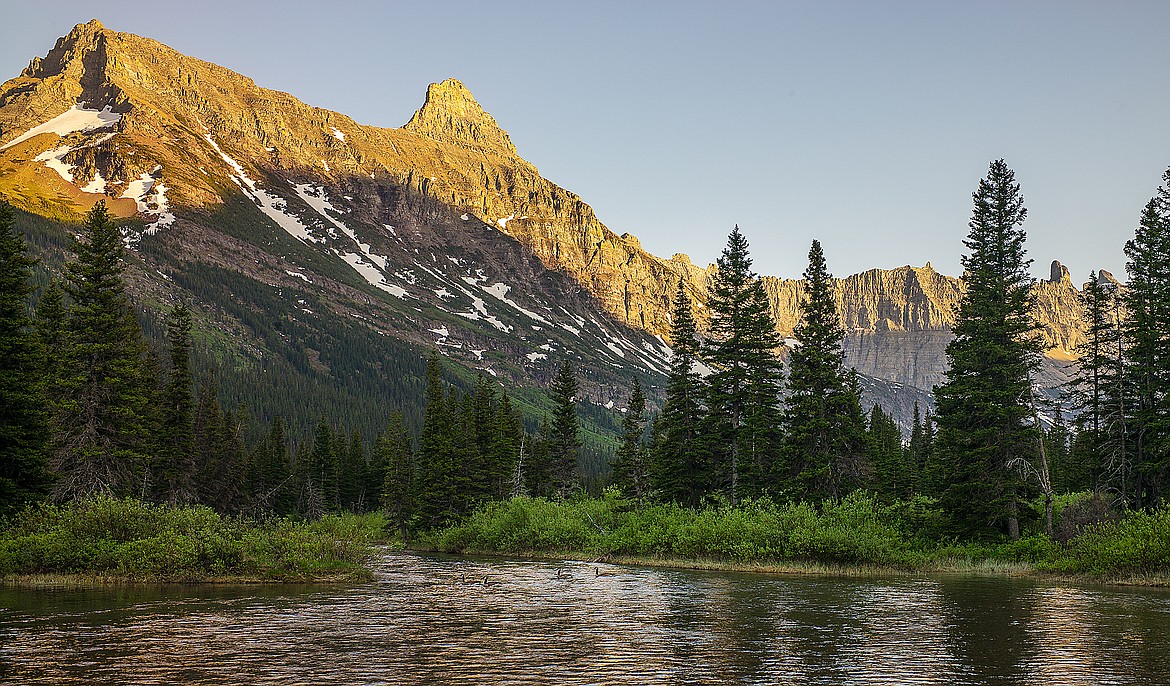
<box><xmin>2</xmin><ymin>1</ymin><xmax>1168</xmax><ymax>283</ymax></box>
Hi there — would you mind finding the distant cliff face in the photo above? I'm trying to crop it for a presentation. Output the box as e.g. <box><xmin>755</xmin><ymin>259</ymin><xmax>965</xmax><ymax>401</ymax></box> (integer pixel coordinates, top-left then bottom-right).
<box><xmin>0</xmin><ymin>20</ymin><xmax>1094</xmax><ymax>424</ymax></box>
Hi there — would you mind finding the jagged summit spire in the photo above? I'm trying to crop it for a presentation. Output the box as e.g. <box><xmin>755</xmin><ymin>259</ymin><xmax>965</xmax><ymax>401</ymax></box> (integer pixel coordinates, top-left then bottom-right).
<box><xmin>21</xmin><ymin>19</ymin><xmax>113</xmax><ymax>81</ymax></box>
<box><xmin>403</xmin><ymin>78</ymin><xmax>517</xmax><ymax>156</ymax></box>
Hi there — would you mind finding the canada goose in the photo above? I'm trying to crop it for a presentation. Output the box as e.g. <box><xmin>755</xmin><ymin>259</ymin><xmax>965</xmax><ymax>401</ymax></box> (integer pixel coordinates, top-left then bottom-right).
<box><xmin>595</xmin><ymin>567</ymin><xmax>616</xmax><ymax>577</ymax></box>
<box><xmin>555</xmin><ymin>568</ymin><xmax>573</xmax><ymax>579</ymax></box>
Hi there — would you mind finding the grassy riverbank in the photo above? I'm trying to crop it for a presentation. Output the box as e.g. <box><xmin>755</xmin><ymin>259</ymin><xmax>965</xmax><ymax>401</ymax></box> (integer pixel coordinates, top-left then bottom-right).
<box><xmin>415</xmin><ymin>491</ymin><xmax>1170</xmax><ymax>586</ymax></box>
<box><xmin>0</xmin><ymin>497</ymin><xmax>387</xmax><ymax>584</ymax></box>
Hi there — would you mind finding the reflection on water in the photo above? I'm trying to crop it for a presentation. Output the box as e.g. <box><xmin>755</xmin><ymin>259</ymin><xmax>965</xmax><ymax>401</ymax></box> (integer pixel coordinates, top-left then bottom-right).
<box><xmin>1</xmin><ymin>553</ymin><xmax>1168</xmax><ymax>685</ymax></box>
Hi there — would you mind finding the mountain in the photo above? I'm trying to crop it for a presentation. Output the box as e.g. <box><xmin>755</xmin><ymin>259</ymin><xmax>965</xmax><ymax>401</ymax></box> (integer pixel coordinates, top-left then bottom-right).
<box><xmin>0</xmin><ymin>20</ymin><xmax>1092</xmax><ymax>438</ymax></box>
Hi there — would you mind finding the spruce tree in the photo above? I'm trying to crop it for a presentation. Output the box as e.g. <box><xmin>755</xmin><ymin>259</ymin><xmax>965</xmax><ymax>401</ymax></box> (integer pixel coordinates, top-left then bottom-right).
<box><xmin>652</xmin><ymin>279</ymin><xmax>708</xmax><ymax>507</ymax></box>
<box><xmin>248</xmin><ymin>416</ymin><xmax>292</xmax><ymax>514</ymax></box>
<box><xmin>549</xmin><ymin>361</ymin><xmax>582</xmax><ymax>499</ymax></box>
<box><xmin>488</xmin><ymin>393</ymin><xmax>522</xmax><ymax>500</ymax></box>
<box><xmin>1122</xmin><ymin>175</ymin><xmax>1170</xmax><ymax>507</ymax></box>
<box><xmin>53</xmin><ymin>201</ymin><xmax>156</xmax><ymax>501</ymax></box>
<box><xmin>0</xmin><ymin>202</ymin><xmax>50</xmax><ymax>513</ymax></box>
<box><xmin>339</xmin><ymin>429</ymin><xmax>367</xmax><ymax>511</ymax></box>
<box><xmin>705</xmin><ymin>226</ymin><xmax>784</xmax><ymax>502</ymax></box>
<box><xmin>1067</xmin><ymin>272</ymin><xmax>1121</xmax><ymax>493</ymax></box>
<box><xmin>782</xmin><ymin>240</ymin><xmax>867</xmax><ymax>500</ymax></box>
<box><xmin>158</xmin><ymin>303</ymin><xmax>196</xmax><ymax>505</ymax></box>
<box><xmin>907</xmin><ymin>402</ymin><xmax>939</xmax><ymax>496</ymax></box>
<box><xmin>218</xmin><ymin>408</ymin><xmax>248</xmax><ymax>514</ymax></box>
<box><xmin>934</xmin><ymin>160</ymin><xmax>1043</xmax><ymax>539</ymax></box>
<box><xmin>305</xmin><ymin>420</ymin><xmax>336</xmax><ymax>517</ymax></box>
<box><xmin>867</xmin><ymin>404</ymin><xmax>911</xmax><ymax>501</ymax></box>
<box><xmin>525</xmin><ymin>416</ymin><xmax>554</xmax><ymax>498</ymax></box>
<box><xmin>194</xmin><ymin>378</ymin><xmax>225</xmax><ymax>503</ymax></box>
<box><xmin>610</xmin><ymin>378</ymin><xmax>649</xmax><ymax>503</ymax></box>
<box><xmin>380</xmin><ymin>412</ymin><xmax>415</xmax><ymax>542</ymax></box>
<box><xmin>414</xmin><ymin>352</ymin><xmax>457</xmax><ymax>527</ymax></box>
<box><xmin>470</xmin><ymin>375</ymin><xmax>497</xmax><ymax>503</ymax></box>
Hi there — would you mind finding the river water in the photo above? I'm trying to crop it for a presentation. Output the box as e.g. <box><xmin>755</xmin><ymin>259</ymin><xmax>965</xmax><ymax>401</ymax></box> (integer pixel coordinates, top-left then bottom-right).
<box><xmin>2</xmin><ymin>552</ymin><xmax>1168</xmax><ymax>685</ymax></box>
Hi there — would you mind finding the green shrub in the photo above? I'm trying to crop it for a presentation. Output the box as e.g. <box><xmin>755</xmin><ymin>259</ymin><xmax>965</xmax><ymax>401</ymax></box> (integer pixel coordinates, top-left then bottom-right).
<box><xmin>0</xmin><ymin>497</ymin><xmax>386</xmax><ymax>581</ymax></box>
<box><xmin>1044</xmin><ymin>506</ymin><xmax>1170</xmax><ymax>575</ymax></box>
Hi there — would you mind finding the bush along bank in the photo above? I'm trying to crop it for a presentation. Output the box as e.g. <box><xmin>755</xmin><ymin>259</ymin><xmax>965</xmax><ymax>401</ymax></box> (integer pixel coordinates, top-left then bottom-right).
<box><xmin>416</xmin><ymin>490</ymin><xmax>1170</xmax><ymax>584</ymax></box>
<box><xmin>0</xmin><ymin>496</ymin><xmax>387</xmax><ymax>583</ymax></box>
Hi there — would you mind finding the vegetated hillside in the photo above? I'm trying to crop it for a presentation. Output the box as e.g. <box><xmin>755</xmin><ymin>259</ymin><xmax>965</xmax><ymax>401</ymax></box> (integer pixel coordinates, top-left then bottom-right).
<box><xmin>0</xmin><ymin>20</ymin><xmax>1092</xmax><ymax>436</ymax></box>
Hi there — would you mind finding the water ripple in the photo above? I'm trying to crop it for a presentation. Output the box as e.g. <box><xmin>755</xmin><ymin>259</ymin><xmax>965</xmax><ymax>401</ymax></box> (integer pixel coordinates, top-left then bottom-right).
<box><xmin>2</xmin><ymin>554</ymin><xmax>1169</xmax><ymax>685</ymax></box>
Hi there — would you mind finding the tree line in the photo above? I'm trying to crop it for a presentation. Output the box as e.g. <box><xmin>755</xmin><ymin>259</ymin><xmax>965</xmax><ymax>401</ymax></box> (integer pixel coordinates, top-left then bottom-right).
<box><xmin>3</xmin><ymin>157</ymin><xmax>1169</xmax><ymax>543</ymax></box>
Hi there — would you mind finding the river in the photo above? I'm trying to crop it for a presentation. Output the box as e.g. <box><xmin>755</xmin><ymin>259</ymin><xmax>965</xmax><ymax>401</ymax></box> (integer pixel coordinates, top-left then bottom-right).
<box><xmin>2</xmin><ymin>552</ymin><xmax>1168</xmax><ymax>684</ymax></box>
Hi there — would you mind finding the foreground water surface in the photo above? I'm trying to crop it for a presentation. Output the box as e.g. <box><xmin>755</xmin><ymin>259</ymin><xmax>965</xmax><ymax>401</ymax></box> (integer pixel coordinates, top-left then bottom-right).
<box><xmin>2</xmin><ymin>552</ymin><xmax>1168</xmax><ymax>685</ymax></box>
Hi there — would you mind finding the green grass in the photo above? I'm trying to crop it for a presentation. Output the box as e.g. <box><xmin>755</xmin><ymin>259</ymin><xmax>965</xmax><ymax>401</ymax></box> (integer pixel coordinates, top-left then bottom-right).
<box><xmin>417</xmin><ymin>490</ymin><xmax>1170</xmax><ymax>582</ymax></box>
<box><xmin>0</xmin><ymin>497</ymin><xmax>388</xmax><ymax>583</ymax></box>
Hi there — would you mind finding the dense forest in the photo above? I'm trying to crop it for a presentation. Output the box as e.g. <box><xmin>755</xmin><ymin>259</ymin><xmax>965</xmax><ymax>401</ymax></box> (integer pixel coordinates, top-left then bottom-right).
<box><xmin>1</xmin><ymin>159</ymin><xmax>1168</xmax><ymax>551</ymax></box>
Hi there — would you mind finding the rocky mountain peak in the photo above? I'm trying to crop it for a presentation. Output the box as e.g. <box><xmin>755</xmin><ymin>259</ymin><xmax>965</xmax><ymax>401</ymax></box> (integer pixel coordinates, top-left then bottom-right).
<box><xmin>403</xmin><ymin>78</ymin><xmax>517</xmax><ymax>157</ymax></box>
<box><xmin>1049</xmin><ymin>259</ymin><xmax>1072</xmax><ymax>285</ymax></box>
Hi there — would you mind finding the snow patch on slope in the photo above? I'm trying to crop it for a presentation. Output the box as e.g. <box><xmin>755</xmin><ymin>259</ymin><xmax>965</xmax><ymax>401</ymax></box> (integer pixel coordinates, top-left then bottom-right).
<box><xmin>204</xmin><ymin>134</ymin><xmax>323</xmax><ymax>245</ymax></box>
<box><xmin>34</xmin><ymin>146</ymin><xmax>76</xmax><ymax>182</ymax></box>
<box><xmin>81</xmin><ymin>171</ymin><xmax>107</xmax><ymax>194</ymax></box>
<box><xmin>1</xmin><ymin>105</ymin><xmax>121</xmax><ymax>151</ymax></box>
<box><xmin>480</xmin><ymin>282</ymin><xmax>551</xmax><ymax>325</ymax></box>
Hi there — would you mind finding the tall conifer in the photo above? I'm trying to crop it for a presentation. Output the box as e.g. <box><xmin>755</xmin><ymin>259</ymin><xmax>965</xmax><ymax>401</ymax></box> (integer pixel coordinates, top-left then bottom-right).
<box><xmin>549</xmin><ymin>361</ymin><xmax>582</xmax><ymax>499</ymax></box>
<box><xmin>782</xmin><ymin>240</ymin><xmax>867</xmax><ymax>500</ymax></box>
<box><xmin>934</xmin><ymin>160</ymin><xmax>1043</xmax><ymax>539</ymax></box>
<box><xmin>652</xmin><ymin>279</ymin><xmax>708</xmax><ymax>507</ymax></box>
<box><xmin>158</xmin><ymin>303</ymin><xmax>196</xmax><ymax>504</ymax></box>
<box><xmin>1122</xmin><ymin>172</ymin><xmax>1170</xmax><ymax>507</ymax></box>
<box><xmin>705</xmin><ymin>227</ymin><xmax>784</xmax><ymax>502</ymax></box>
<box><xmin>610</xmin><ymin>378</ymin><xmax>649</xmax><ymax>503</ymax></box>
<box><xmin>381</xmin><ymin>412</ymin><xmax>415</xmax><ymax>542</ymax></box>
<box><xmin>53</xmin><ymin>201</ymin><xmax>156</xmax><ymax>501</ymax></box>
<box><xmin>0</xmin><ymin>202</ymin><xmax>50</xmax><ymax>512</ymax></box>
<box><xmin>415</xmin><ymin>353</ymin><xmax>457</xmax><ymax>526</ymax></box>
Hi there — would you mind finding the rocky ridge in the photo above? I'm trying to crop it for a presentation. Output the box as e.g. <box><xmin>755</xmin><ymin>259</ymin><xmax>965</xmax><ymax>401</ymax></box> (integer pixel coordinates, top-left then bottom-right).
<box><xmin>0</xmin><ymin>20</ymin><xmax>1096</xmax><ymax>424</ymax></box>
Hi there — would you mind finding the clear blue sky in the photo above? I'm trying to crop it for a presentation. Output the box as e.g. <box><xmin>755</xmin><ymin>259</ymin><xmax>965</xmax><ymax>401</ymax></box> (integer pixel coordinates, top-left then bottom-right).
<box><xmin>3</xmin><ymin>1</ymin><xmax>1168</xmax><ymax>282</ymax></box>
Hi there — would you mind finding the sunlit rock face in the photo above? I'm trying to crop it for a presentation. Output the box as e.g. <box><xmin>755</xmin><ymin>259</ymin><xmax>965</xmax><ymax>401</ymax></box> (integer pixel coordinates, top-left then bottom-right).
<box><xmin>0</xmin><ymin>20</ymin><xmax>1094</xmax><ymax>425</ymax></box>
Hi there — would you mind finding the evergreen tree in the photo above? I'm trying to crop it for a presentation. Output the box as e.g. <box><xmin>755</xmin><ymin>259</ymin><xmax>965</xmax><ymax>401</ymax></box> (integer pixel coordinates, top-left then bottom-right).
<box><xmin>867</xmin><ymin>404</ymin><xmax>910</xmax><ymax>501</ymax></box>
<box><xmin>470</xmin><ymin>375</ymin><xmax>497</xmax><ymax>502</ymax></box>
<box><xmin>52</xmin><ymin>201</ymin><xmax>156</xmax><ymax>501</ymax></box>
<box><xmin>248</xmin><ymin>416</ymin><xmax>292</xmax><ymax>514</ymax></box>
<box><xmin>549</xmin><ymin>361</ymin><xmax>582</xmax><ymax>499</ymax></box>
<box><xmin>525</xmin><ymin>416</ymin><xmax>554</xmax><ymax>498</ymax></box>
<box><xmin>217</xmin><ymin>408</ymin><xmax>248</xmax><ymax>514</ymax></box>
<box><xmin>705</xmin><ymin>226</ymin><xmax>784</xmax><ymax>502</ymax></box>
<box><xmin>193</xmin><ymin>379</ymin><xmax>246</xmax><ymax>513</ymax></box>
<box><xmin>907</xmin><ymin>403</ymin><xmax>927</xmax><ymax>492</ymax></box>
<box><xmin>1067</xmin><ymin>272</ymin><xmax>1121</xmax><ymax>492</ymax></box>
<box><xmin>308</xmin><ymin>420</ymin><xmax>340</xmax><ymax>515</ymax></box>
<box><xmin>610</xmin><ymin>378</ymin><xmax>649</xmax><ymax>503</ymax></box>
<box><xmin>414</xmin><ymin>353</ymin><xmax>457</xmax><ymax>527</ymax></box>
<box><xmin>194</xmin><ymin>378</ymin><xmax>225</xmax><ymax>502</ymax></box>
<box><xmin>918</xmin><ymin>407</ymin><xmax>941</xmax><ymax>497</ymax></box>
<box><xmin>934</xmin><ymin>160</ymin><xmax>1043</xmax><ymax>539</ymax></box>
<box><xmin>487</xmin><ymin>393</ymin><xmax>522</xmax><ymax>500</ymax></box>
<box><xmin>0</xmin><ymin>202</ymin><xmax>50</xmax><ymax>513</ymax></box>
<box><xmin>782</xmin><ymin>240</ymin><xmax>867</xmax><ymax>500</ymax></box>
<box><xmin>157</xmin><ymin>303</ymin><xmax>196</xmax><ymax>505</ymax></box>
<box><xmin>339</xmin><ymin>428</ymin><xmax>367</xmax><ymax>511</ymax></box>
<box><xmin>450</xmin><ymin>390</ymin><xmax>477</xmax><ymax>513</ymax></box>
<box><xmin>652</xmin><ymin>279</ymin><xmax>708</xmax><ymax>507</ymax></box>
<box><xmin>380</xmin><ymin>412</ymin><xmax>415</xmax><ymax>543</ymax></box>
<box><xmin>1122</xmin><ymin>176</ymin><xmax>1170</xmax><ymax>507</ymax></box>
